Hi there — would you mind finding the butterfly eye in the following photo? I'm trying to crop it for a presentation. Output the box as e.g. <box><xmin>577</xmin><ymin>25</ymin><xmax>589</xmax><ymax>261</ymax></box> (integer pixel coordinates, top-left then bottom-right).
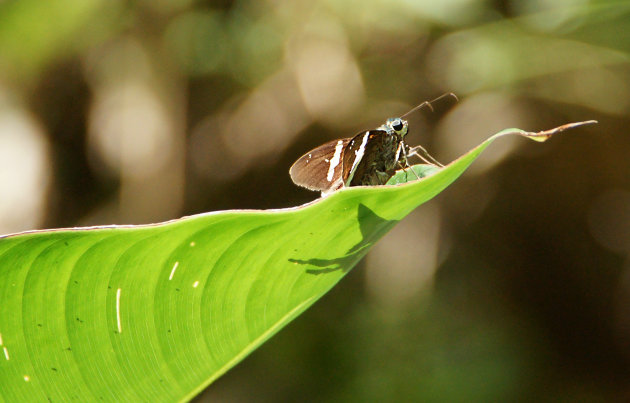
<box><xmin>392</xmin><ymin>120</ymin><xmax>404</xmax><ymax>132</ymax></box>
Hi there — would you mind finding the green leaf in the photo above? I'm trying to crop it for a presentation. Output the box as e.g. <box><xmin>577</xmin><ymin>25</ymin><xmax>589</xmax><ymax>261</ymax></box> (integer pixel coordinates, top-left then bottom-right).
<box><xmin>0</xmin><ymin>121</ymin><xmax>595</xmax><ymax>401</ymax></box>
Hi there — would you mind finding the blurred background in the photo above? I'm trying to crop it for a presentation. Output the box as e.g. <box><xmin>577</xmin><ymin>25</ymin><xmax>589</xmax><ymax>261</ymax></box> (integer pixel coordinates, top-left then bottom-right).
<box><xmin>1</xmin><ymin>0</ymin><xmax>629</xmax><ymax>400</ymax></box>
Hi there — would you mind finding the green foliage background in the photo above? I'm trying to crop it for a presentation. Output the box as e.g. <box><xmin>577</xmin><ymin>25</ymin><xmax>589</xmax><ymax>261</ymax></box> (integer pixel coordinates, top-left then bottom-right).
<box><xmin>0</xmin><ymin>0</ymin><xmax>628</xmax><ymax>401</ymax></box>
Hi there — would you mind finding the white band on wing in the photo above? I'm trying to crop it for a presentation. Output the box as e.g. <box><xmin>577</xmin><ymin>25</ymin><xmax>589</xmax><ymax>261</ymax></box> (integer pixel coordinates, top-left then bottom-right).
<box><xmin>327</xmin><ymin>140</ymin><xmax>345</xmax><ymax>182</ymax></box>
<box><xmin>345</xmin><ymin>132</ymin><xmax>370</xmax><ymax>186</ymax></box>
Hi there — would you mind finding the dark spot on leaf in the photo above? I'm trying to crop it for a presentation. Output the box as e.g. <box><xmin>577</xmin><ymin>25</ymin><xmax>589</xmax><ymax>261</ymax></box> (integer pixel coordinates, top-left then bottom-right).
<box><xmin>74</xmin><ymin>280</ymin><xmax>78</xmax><ymax>284</ymax></box>
<box><xmin>51</xmin><ymin>368</ymin><xmax>57</xmax><ymax>372</ymax></box>
<box><xmin>176</xmin><ymin>288</ymin><xmax>180</xmax><ymax>292</ymax></box>
<box><xmin>64</xmin><ymin>241</ymin><xmax>68</xmax><ymax>246</ymax></box>
<box><xmin>37</xmin><ymin>323</ymin><xmax>43</xmax><ymax>327</ymax></box>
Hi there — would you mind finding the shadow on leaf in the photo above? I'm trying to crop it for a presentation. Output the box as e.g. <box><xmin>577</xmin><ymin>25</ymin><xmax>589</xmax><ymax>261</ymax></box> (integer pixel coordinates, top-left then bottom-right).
<box><xmin>289</xmin><ymin>203</ymin><xmax>398</xmax><ymax>274</ymax></box>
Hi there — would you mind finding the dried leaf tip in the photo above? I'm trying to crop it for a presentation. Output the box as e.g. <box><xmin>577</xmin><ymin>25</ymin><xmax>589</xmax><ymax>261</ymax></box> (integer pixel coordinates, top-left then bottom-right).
<box><xmin>523</xmin><ymin>120</ymin><xmax>598</xmax><ymax>143</ymax></box>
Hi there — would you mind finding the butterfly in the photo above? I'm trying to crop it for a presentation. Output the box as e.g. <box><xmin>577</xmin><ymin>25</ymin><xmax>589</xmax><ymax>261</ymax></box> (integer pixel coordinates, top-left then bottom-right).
<box><xmin>289</xmin><ymin>94</ymin><xmax>454</xmax><ymax>196</ymax></box>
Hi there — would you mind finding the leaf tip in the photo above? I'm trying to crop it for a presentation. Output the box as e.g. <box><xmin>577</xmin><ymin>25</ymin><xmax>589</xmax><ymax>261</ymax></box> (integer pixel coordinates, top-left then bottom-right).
<box><xmin>523</xmin><ymin>120</ymin><xmax>598</xmax><ymax>142</ymax></box>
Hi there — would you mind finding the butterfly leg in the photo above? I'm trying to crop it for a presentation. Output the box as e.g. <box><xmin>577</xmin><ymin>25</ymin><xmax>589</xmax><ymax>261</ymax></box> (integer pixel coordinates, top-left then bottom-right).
<box><xmin>408</xmin><ymin>144</ymin><xmax>444</xmax><ymax>167</ymax></box>
<box><xmin>400</xmin><ymin>144</ymin><xmax>421</xmax><ymax>180</ymax></box>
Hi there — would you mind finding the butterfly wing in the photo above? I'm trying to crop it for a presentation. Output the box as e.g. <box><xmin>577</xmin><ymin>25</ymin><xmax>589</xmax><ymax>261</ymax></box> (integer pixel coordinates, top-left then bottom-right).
<box><xmin>289</xmin><ymin>138</ymin><xmax>351</xmax><ymax>192</ymax></box>
<box><xmin>342</xmin><ymin>130</ymin><xmax>390</xmax><ymax>186</ymax></box>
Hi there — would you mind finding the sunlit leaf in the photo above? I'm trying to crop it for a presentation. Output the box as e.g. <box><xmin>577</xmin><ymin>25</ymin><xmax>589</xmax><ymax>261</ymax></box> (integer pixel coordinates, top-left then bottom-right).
<box><xmin>0</xmin><ymin>121</ymin><xmax>594</xmax><ymax>401</ymax></box>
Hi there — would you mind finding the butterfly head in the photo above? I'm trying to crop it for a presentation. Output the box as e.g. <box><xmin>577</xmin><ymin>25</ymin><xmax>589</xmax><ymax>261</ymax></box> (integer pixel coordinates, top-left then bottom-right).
<box><xmin>381</xmin><ymin>117</ymin><xmax>408</xmax><ymax>137</ymax></box>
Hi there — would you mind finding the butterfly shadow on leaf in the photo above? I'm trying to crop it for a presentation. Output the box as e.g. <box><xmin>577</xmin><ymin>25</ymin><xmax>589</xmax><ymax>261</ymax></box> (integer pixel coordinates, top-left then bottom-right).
<box><xmin>289</xmin><ymin>203</ymin><xmax>399</xmax><ymax>275</ymax></box>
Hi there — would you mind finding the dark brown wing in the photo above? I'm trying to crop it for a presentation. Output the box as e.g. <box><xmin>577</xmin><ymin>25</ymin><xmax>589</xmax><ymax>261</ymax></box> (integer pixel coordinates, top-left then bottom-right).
<box><xmin>289</xmin><ymin>138</ymin><xmax>351</xmax><ymax>192</ymax></box>
<box><xmin>342</xmin><ymin>130</ymin><xmax>389</xmax><ymax>186</ymax></box>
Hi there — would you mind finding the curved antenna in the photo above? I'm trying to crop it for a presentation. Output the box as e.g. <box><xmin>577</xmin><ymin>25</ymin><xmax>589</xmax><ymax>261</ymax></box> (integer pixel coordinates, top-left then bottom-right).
<box><xmin>401</xmin><ymin>92</ymin><xmax>458</xmax><ymax>118</ymax></box>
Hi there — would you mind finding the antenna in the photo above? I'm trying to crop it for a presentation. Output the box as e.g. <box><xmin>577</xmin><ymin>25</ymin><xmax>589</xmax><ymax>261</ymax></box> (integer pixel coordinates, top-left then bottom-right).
<box><xmin>401</xmin><ymin>92</ymin><xmax>458</xmax><ymax>118</ymax></box>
